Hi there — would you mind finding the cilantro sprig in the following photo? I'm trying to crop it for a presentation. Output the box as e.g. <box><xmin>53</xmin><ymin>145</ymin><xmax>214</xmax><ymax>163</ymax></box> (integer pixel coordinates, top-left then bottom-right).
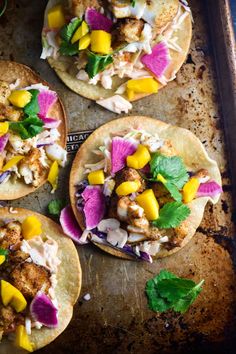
<box><xmin>59</xmin><ymin>18</ymin><xmax>82</xmax><ymax>56</ymax></box>
<box><xmin>48</xmin><ymin>199</ymin><xmax>65</xmax><ymax>217</ymax></box>
<box><xmin>131</xmin><ymin>0</ymin><xmax>136</xmax><ymax>7</ymax></box>
<box><xmin>146</xmin><ymin>270</ymin><xmax>204</xmax><ymax>313</ymax></box>
<box><xmin>85</xmin><ymin>51</ymin><xmax>113</xmax><ymax>78</ymax></box>
<box><xmin>150</xmin><ymin>153</ymin><xmax>189</xmax><ymax>189</ymax></box>
<box><xmin>153</xmin><ymin>202</ymin><xmax>190</xmax><ymax>229</ymax></box>
<box><xmin>9</xmin><ymin>89</ymin><xmax>44</xmax><ymax>140</ymax></box>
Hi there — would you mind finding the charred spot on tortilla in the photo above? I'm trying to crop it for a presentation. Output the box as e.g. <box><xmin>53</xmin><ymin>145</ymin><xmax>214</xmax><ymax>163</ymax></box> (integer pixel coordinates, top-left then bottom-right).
<box><xmin>42</xmin><ymin>0</ymin><xmax>192</xmax><ymax>113</ymax></box>
<box><xmin>0</xmin><ymin>60</ymin><xmax>67</xmax><ymax>200</ymax></box>
<box><xmin>0</xmin><ymin>207</ymin><xmax>81</xmax><ymax>352</ymax></box>
<box><xmin>69</xmin><ymin>116</ymin><xmax>222</xmax><ymax>261</ymax></box>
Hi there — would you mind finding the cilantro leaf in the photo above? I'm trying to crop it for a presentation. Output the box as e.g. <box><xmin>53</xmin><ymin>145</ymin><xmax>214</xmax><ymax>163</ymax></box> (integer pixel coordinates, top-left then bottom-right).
<box><xmin>48</xmin><ymin>199</ymin><xmax>65</xmax><ymax>217</ymax></box>
<box><xmin>60</xmin><ymin>18</ymin><xmax>82</xmax><ymax>42</ymax></box>
<box><xmin>131</xmin><ymin>0</ymin><xmax>136</xmax><ymax>7</ymax></box>
<box><xmin>152</xmin><ymin>202</ymin><xmax>190</xmax><ymax>229</ymax></box>
<box><xmin>150</xmin><ymin>153</ymin><xmax>189</xmax><ymax>189</ymax></box>
<box><xmin>85</xmin><ymin>51</ymin><xmax>113</xmax><ymax>78</ymax></box>
<box><xmin>145</xmin><ymin>270</ymin><xmax>204</xmax><ymax>314</ymax></box>
<box><xmin>9</xmin><ymin>116</ymin><xmax>44</xmax><ymax>140</ymax></box>
<box><xmin>23</xmin><ymin>89</ymin><xmax>39</xmax><ymax>117</ymax></box>
<box><xmin>0</xmin><ymin>249</ymin><xmax>9</xmax><ymax>257</ymax></box>
<box><xmin>162</xmin><ymin>181</ymin><xmax>182</xmax><ymax>202</ymax></box>
<box><xmin>59</xmin><ymin>41</ymin><xmax>79</xmax><ymax>56</ymax></box>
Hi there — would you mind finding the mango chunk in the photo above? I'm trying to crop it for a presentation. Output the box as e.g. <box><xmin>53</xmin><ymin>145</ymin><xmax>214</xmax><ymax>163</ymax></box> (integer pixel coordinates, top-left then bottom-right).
<box><xmin>182</xmin><ymin>177</ymin><xmax>200</xmax><ymax>203</ymax></box>
<box><xmin>127</xmin><ymin>88</ymin><xmax>135</xmax><ymax>101</ymax></box>
<box><xmin>126</xmin><ymin>78</ymin><xmax>159</xmax><ymax>94</ymax></box>
<box><xmin>47</xmin><ymin>4</ymin><xmax>65</xmax><ymax>29</ymax></box>
<box><xmin>0</xmin><ymin>255</ymin><xmax>6</xmax><ymax>265</ymax></box>
<box><xmin>127</xmin><ymin>145</ymin><xmax>151</xmax><ymax>169</ymax></box>
<box><xmin>1</xmin><ymin>280</ymin><xmax>27</xmax><ymax>313</ymax></box>
<box><xmin>91</xmin><ymin>30</ymin><xmax>111</xmax><ymax>54</ymax></box>
<box><xmin>22</xmin><ymin>216</ymin><xmax>42</xmax><ymax>240</ymax></box>
<box><xmin>88</xmin><ymin>170</ymin><xmax>105</xmax><ymax>185</ymax></box>
<box><xmin>136</xmin><ymin>189</ymin><xmax>159</xmax><ymax>220</ymax></box>
<box><xmin>71</xmin><ymin>21</ymin><xmax>89</xmax><ymax>44</ymax></box>
<box><xmin>2</xmin><ymin>155</ymin><xmax>24</xmax><ymax>172</ymax></box>
<box><xmin>8</xmin><ymin>90</ymin><xmax>32</xmax><ymax>108</ymax></box>
<box><xmin>15</xmin><ymin>325</ymin><xmax>34</xmax><ymax>352</ymax></box>
<box><xmin>116</xmin><ymin>180</ymin><xmax>140</xmax><ymax>196</ymax></box>
<box><xmin>0</xmin><ymin>122</ymin><xmax>9</xmax><ymax>137</ymax></box>
<box><xmin>79</xmin><ymin>33</ymin><xmax>91</xmax><ymax>50</ymax></box>
<box><xmin>47</xmin><ymin>160</ymin><xmax>59</xmax><ymax>192</ymax></box>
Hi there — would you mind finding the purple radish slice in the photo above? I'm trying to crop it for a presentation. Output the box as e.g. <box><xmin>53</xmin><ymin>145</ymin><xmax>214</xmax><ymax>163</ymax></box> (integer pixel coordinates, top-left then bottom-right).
<box><xmin>30</xmin><ymin>292</ymin><xmax>58</xmax><ymax>328</ymax></box>
<box><xmin>60</xmin><ymin>205</ymin><xmax>85</xmax><ymax>244</ymax></box>
<box><xmin>82</xmin><ymin>186</ymin><xmax>106</xmax><ymax>230</ymax></box>
<box><xmin>38</xmin><ymin>90</ymin><xmax>57</xmax><ymax>117</ymax></box>
<box><xmin>0</xmin><ymin>171</ymin><xmax>10</xmax><ymax>184</ymax></box>
<box><xmin>38</xmin><ymin>114</ymin><xmax>60</xmax><ymax>129</ymax></box>
<box><xmin>197</xmin><ymin>181</ymin><xmax>222</xmax><ymax>198</ymax></box>
<box><xmin>85</xmin><ymin>8</ymin><xmax>113</xmax><ymax>32</ymax></box>
<box><xmin>141</xmin><ymin>42</ymin><xmax>170</xmax><ymax>78</ymax></box>
<box><xmin>111</xmin><ymin>137</ymin><xmax>137</xmax><ymax>174</ymax></box>
<box><xmin>0</xmin><ymin>134</ymin><xmax>9</xmax><ymax>153</ymax></box>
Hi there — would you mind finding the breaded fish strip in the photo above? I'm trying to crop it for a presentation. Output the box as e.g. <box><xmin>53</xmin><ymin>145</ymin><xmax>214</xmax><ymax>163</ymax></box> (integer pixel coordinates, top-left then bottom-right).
<box><xmin>0</xmin><ymin>221</ymin><xmax>22</xmax><ymax>249</ymax></box>
<box><xmin>0</xmin><ymin>80</ymin><xmax>11</xmax><ymax>105</ymax></box>
<box><xmin>67</xmin><ymin>0</ymin><xmax>100</xmax><ymax>17</ymax></box>
<box><xmin>10</xmin><ymin>262</ymin><xmax>51</xmax><ymax>299</ymax></box>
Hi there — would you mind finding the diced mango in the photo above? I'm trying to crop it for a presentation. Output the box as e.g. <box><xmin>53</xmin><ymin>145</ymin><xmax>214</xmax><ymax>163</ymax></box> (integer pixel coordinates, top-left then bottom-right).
<box><xmin>136</xmin><ymin>189</ymin><xmax>159</xmax><ymax>220</ymax></box>
<box><xmin>88</xmin><ymin>170</ymin><xmax>105</xmax><ymax>185</ymax></box>
<box><xmin>126</xmin><ymin>78</ymin><xmax>159</xmax><ymax>94</ymax></box>
<box><xmin>126</xmin><ymin>145</ymin><xmax>151</xmax><ymax>169</ymax></box>
<box><xmin>0</xmin><ymin>122</ymin><xmax>9</xmax><ymax>137</ymax></box>
<box><xmin>15</xmin><ymin>325</ymin><xmax>34</xmax><ymax>352</ymax></box>
<box><xmin>91</xmin><ymin>30</ymin><xmax>111</xmax><ymax>54</ymax></box>
<box><xmin>116</xmin><ymin>180</ymin><xmax>141</xmax><ymax>196</ymax></box>
<box><xmin>22</xmin><ymin>216</ymin><xmax>42</xmax><ymax>240</ymax></box>
<box><xmin>182</xmin><ymin>177</ymin><xmax>200</xmax><ymax>203</ymax></box>
<box><xmin>71</xmin><ymin>21</ymin><xmax>89</xmax><ymax>44</ymax></box>
<box><xmin>1</xmin><ymin>155</ymin><xmax>24</xmax><ymax>172</ymax></box>
<box><xmin>47</xmin><ymin>4</ymin><xmax>65</xmax><ymax>29</ymax></box>
<box><xmin>47</xmin><ymin>160</ymin><xmax>59</xmax><ymax>192</ymax></box>
<box><xmin>0</xmin><ymin>255</ymin><xmax>5</xmax><ymax>265</ymax></box>
<box><xmin>127</xmin><ymin>88</ymin><xmax>135</xmax><ymax>101</ymax></box>
<box><xmin>79</xmin><ymin>33</ymin><xmax>91</xmax><ymax>50</ymax></box>
<box><xmin>1</xmin><ymin>280</ymin><xmax>27</xmax><ymax>313</ymax></box>
<box><xmin>8</xmin><ymin>90</ymin><xmax>32</xmax><ymax>108</ymax></box>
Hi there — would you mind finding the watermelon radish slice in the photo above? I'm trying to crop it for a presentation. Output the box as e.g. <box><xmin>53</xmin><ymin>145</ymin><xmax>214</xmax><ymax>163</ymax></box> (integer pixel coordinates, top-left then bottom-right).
<box><xmin>38</xmin><ymin>114</ymin><xmax>60</xmax><ymax>129</ymax></box>
<box><xmin>38</xmin><ymin>90</ymin><xmax>57</xmax><ymax>117</ymax></box>
<box><xmin>60</xmin><ymin>205</ymin><xmax>85</xmax><ymax>244</ymax></box>
<box><xmin>197</xmin><ymin>181</ymin><xmax>222</xmax><ymax>198</ymax></box>
<box><xmin>30</xmin><ymin>292</ymin><xmax>58</xmax><ymax>328</ymax></box>
<box><xmin>0</xmin><ymin>133</ymin><xmax>9</xmax><ymax>153</ymax></box>
<box><xmin>82</xmin><ymin>186</ymin><xmax>106</xmax><ymax>230</ymax></box>
<box><xmin>85</xmin><ymin>8</ymin><xmax>113</xmax><ymax>32</ymax></box>
<box><xmin>111</xmin><ymin>137</ymin><xmax>137</xmax><ymax>174</ymax></box>
<box><xmin>141</xmin><ymin>42</ymin><xmax>170</xmax><ymax>78</ymax></box>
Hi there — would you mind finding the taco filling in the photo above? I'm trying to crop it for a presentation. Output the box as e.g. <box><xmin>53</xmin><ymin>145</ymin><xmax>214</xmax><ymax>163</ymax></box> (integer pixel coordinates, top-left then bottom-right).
<box><xmin>0</xmin><ymin>215</ymin><xmax>60</xmax><ymax>352</ymax></box>
<box><xmin>41</xmin><ymin>0</ymin><xmax>192</xmax><ymax>113</ymax></box>
<box><xmin>73</xmin><ymin>129</ymin><xmax>222</xmax><ymax>263</ymax></box>
<box><xmin>0</xmin><ymin>80</ymin><xmax>67</xmax><ymax>194</ymax></box>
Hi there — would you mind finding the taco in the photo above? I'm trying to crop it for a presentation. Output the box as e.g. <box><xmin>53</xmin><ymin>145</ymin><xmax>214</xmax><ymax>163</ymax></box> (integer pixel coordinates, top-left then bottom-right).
<box><xmin>41</xmin><ymin>0</ymin><xmax>192</xmax><ymax>113</ymax></box>
<box><xmin>69</xmin><ymin>116</ymin><xmax>222</xmax><ymax>262</ymax></box>
<box><xmin>0</xmin><ymin>207</ymin><xmax>81</xmax><ymax>353</ymax></box>
<box><xmin>0</xmin><ymin>60</ymin><xmax>67</xmax><ymax>200</ymax></box>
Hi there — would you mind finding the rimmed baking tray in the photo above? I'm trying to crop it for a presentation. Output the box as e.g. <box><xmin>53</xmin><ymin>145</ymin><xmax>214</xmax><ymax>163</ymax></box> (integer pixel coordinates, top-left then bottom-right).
<box><xmin>0</xmin><ymin>0</ymin><xmax>236</xmax><ymax>353</ymax></box>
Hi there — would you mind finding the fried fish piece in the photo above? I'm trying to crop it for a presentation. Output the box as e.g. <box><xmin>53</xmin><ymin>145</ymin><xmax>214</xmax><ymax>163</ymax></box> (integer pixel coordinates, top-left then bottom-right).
<box><xmin>117</xmin><ymin>18</ymin><xmax>144</xmax><ymax>43</ymax></box>
<box><xmin>18</xmin><ymin>148</ymin><xmax>47</xmax><ymax>187</ymax></box>
<box><xmin>10</xmin><ymin>262</ymin><xmax>51</xmax><ymax>299</ymax></box>
<box><xmin>115</xmin><ymin>167</ymin><xmax>146</xmax><ymax>192</ymax></box>
<box><xmin>67</xmin><ymin>0</ymin><xmax>100</xmax><ymax>17</ymax></box>
<box><xmin>0</xmin><ymin>80</ymin><xmax>11</xmax><ymax>105</ymax></box>
<box><xmin>0</xmin><ymin>221</ymin><xmax>22</xmax><ymax>250</ymax></box>
<box><xmin>0</xmin><ymin>102</ymin><xmax>22</xmax><ymax>121</ymax></box>
<box><xmin>110</xmin><ymin>0</ymin><xmax>179</xmax><ymax>34</ymax></box>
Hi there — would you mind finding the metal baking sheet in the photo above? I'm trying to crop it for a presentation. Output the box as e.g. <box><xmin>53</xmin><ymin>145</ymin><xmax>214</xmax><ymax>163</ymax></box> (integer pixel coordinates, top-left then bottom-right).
<box><xmin>0</xmin><ymin>1</ymin><xmax>236</xmax><ymax>353</ymax></box>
